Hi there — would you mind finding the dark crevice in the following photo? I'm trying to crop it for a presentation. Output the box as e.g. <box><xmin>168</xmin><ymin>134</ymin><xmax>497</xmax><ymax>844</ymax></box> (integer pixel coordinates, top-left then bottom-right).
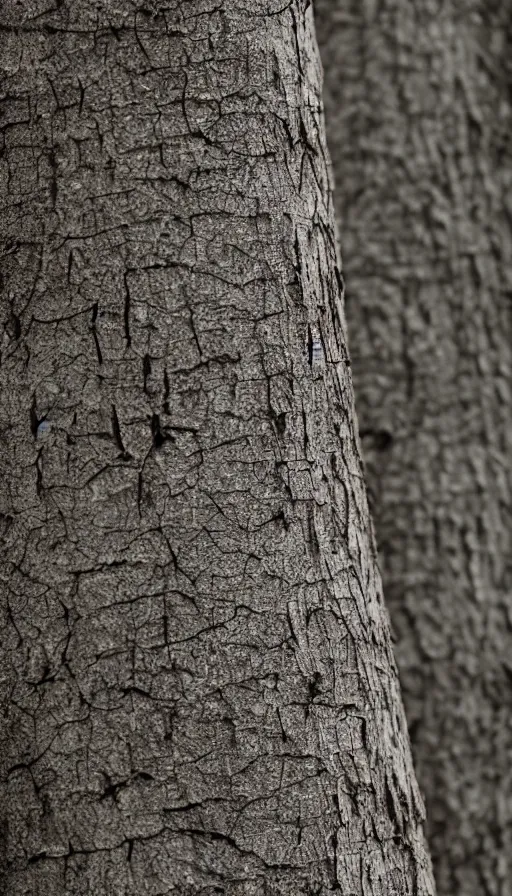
<box><xmin>11</xmin><ymin>311</ymin><xmax>21</xmax><ymax>339</ymax></box>
<box><xmin>143</xmin><ymin>354</ymin><xmax>151</xmax><ymax>393</ymax></box>
<box><xmin>111</xmin><ymin>405</ymin><xmax>131</xmax><ymax>460</ymax></box>
<box><xmin>35</xmin><ymin>448</ymin><xmax>43</xmax><ymax>495</ymax></box>
<box><xmin>30</xmin><ymin>395</ymin><xmax>40</xmax><ymax>437</ymax></box>
<box><xmin>28</xmin><ymin>852</ymin><xmax>48</xmax><ymax>864</ymax></box>
<box><xmin>123</xmin><ymin>272</ymin><xmax>131</xmax><ymax>346</ymax></box>
<box><xmin>276</xmin><ymin>707</ymin><xmax>287</xmax><ymax>742</ymax></box>
<box><xmin>307</xmin><ymin>324</ymin><xmax>313</xmax><ymax>366</ymax></box>
<box><xmin>163</xmin><ymin>367</ymin><xmax>170</xmax><ymax>414</ymax></box>
<box><xmin>307</xmin><ymin>503</ymin><xmax>319</xmax><ymax>556</ymax></box>
<box><xmin>275</xmin><ymin>411</ymin><xmax>286</xmax><ymax>436</ymax></box>
<box><xmin>91</xmin><ymin>302</ymin><xmax>103</xmax><ymax>364</ymax></box>
<box><xmin>151</xmin><ymin>414</ymin><xmax>175</xmax><ymax>449</ymax></box>
<box><xmin>302</xmin><ymin>407</ymin><xmax>309</xmax><ymax>452</ymax></box>
<box><xmin>307</xmin><ymin>671</ymin><xmax>322</xmax><ymax>706</ymax></box>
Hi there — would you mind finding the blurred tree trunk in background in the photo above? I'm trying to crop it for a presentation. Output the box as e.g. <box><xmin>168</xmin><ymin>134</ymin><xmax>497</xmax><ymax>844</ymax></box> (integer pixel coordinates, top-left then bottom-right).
<box><xmin>0</xmin><ymin>1</ymin><xmax>435</xmax><ymax>894</ymax></box>
<box><xmin>316</xmin><ymin>2</ymin><xmax>512</xmax><ymax>894</ymax></box>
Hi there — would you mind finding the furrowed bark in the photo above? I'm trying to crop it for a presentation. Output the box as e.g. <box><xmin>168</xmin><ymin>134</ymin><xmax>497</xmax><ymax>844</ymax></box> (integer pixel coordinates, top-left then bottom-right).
<box><xmin>0</xmin><ymin>2</ymin><xmax>434</xmax><ymax>894</ymax></box>
<box><xmin>315</xmin><ymin>2</ymin><xmax>512</xmax><ymax>894</ymax></box>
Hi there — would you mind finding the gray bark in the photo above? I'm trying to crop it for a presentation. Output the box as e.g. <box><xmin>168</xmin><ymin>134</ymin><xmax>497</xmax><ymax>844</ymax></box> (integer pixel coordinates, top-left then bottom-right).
<box><xmin>0</xmin><ymin>2</ymin><xmax>434</xmax><ymax>894</ymax></box>
<box><xmin>315</xmin><ymin>2</ymin><xmax>512</xmax><ymax>895</ymax></box>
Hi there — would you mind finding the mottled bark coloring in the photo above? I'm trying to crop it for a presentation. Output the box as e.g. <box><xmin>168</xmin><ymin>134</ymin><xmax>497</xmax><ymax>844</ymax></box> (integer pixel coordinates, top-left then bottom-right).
<box><xmin>1</xmin><ymin>2</ymin><xmax>434</xmax><ymax>894</ymax></box>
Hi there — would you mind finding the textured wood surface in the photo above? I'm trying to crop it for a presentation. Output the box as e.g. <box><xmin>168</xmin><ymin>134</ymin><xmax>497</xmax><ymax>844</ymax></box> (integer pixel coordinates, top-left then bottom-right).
<box><xmin>0</xmin><ymin>2</ymin><xmax>433</xmax><ymax>893</ymax></box>
<box><xmin>316</xmin><ymin>2</ymin><xmax>512</xmax><ymax>893</ymax></box>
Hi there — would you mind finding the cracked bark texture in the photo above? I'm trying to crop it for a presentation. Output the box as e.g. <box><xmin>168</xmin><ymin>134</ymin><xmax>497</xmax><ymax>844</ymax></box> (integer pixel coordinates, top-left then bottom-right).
<box><xmin>0</xmin><ymin>2</ymin><xmax>434</xmax><ymax>894</ymax></box>
<box><xmin>315</xmin><ymin>2</ymin><xmax>512</xmax><ymax>895</ymax></box>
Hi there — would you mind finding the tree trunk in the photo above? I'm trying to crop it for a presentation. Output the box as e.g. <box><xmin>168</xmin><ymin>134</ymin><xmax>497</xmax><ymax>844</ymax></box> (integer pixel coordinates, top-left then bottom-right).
<box><xmin>0</xmin><ymin>2</ymin><xmax>434</xmax><ymax>894</ymax></box>
<box><xmin>315</xmin><ymin>2</ymin><xmax>512</xmax><ymax>894</ymax></box>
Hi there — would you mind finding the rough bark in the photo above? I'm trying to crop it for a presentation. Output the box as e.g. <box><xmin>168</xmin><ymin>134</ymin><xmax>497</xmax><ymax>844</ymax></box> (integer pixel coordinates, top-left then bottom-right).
<box><xmin>315</xmin><ymin>2</ymin><xmax>512</xmax><ymax>895</ymax></box>
<box><xmin>0</xmin><ymin>2</ymin><xmax>434</xmax><ymax>894</ymax></box>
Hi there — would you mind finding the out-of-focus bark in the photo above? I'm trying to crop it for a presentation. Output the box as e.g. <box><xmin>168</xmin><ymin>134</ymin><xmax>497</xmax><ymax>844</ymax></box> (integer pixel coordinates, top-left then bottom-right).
<box><xmin>316</xmin><ymin>2</ymin><xmax>512</xmax><ymax>894</ymax></box>
<box><xmin>0</xmin><ymin>1</ymin><xmax>434</xmax><ymax>894</ymax></box>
